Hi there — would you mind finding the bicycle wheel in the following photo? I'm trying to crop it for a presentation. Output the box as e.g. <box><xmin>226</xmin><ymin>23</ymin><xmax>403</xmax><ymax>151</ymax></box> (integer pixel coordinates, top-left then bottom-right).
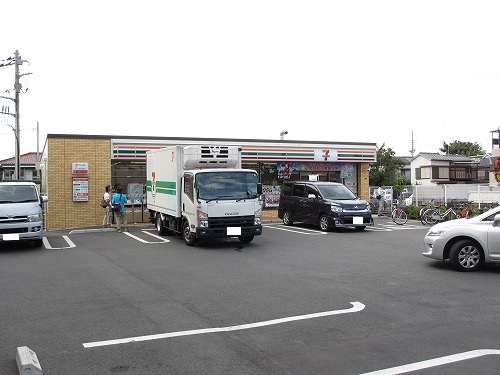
<box><xmin>393</xmin><ymin>210</ymin><xmax>407</xmax><ymax>225</ymax></box>
<box><xmin>424</xmin><ymin>209</ymin><xmax>440</xmax><ymax>225</ymax></box>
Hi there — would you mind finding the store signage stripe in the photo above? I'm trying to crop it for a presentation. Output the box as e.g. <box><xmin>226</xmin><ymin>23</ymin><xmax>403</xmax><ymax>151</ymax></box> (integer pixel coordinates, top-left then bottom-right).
<box><xmin>242</xmin><ymin>156</ymin><xmax>315</xmax><ymax>161</ymax></box>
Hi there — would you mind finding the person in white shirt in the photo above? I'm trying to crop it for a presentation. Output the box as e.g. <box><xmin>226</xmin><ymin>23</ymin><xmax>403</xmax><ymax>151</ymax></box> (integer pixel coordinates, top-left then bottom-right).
<box><xmin>102</xmin><ymin>185</ymin><xmax>112</xmax><ymax>228</ymax></box>
<box><xmin>376</xmin><ymin>184</ymin><xmax>384</xmax><ymax>216</ymax></box>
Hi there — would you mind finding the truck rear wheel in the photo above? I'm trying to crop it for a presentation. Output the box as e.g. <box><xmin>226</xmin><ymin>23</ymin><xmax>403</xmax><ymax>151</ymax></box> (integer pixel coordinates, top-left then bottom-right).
<box><xmin>183</xmin><ymin>221</ymin><xmax>196</xmax><ymax>246</ymax></box>
<box><xmin>156</xmin><ymin>215</ymin><xmax>167</xmax><ymax>235</ymax></box>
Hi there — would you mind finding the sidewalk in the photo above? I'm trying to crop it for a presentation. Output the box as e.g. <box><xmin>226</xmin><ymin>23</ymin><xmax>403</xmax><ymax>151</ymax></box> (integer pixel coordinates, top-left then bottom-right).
<box><xmin>262</xmin><ymin>209</ymin><xmax>279</xmax><ymax>223</ymax></box>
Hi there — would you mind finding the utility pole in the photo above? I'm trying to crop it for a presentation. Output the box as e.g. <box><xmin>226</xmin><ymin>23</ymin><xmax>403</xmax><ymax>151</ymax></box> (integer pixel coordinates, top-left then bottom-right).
<box><xmin>0</xmin><ymin>50</ymin><xmax>31</xmax><ymax>180</ymax></box>
<box><xmin>409</xmin><ymin>131</ymin><xmax>415</xmax><ymax>158</ymax></box>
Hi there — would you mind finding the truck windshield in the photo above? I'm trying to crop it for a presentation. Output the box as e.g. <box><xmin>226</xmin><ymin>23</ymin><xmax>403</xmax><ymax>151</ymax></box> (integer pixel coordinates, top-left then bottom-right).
<box><xmin>0</xmin><ymin>185</ymin><xmax>38</xmax><ymax>203</ymax></box>
<box><xmin>317</xmin><ymin>184</ymin><xmax>357</xmax><ymax>200</ymax></box>
<box><xmin>196</xmin><ymin>171</ymin><xmax>258</xmax><ymax>201</ymax></box>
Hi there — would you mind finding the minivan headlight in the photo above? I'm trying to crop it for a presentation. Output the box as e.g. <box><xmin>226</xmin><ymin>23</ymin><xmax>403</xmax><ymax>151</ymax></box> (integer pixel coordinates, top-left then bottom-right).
<box><xmin>28</xmin><ymin>213</ymin><xmax>43</xmax><ymax>222</ymax></box>
<box><xmin>331</xmin><ymin>204</ymin><xmax>343</xmax><ymax>213</ymax></box>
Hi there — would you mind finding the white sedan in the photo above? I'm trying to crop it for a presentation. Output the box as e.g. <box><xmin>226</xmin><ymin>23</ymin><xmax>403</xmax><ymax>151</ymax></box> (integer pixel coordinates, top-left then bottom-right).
<box><xmin>423</xmin><ymin>206</ymin><xmax>500</xmax><ymax>272</ymax></box>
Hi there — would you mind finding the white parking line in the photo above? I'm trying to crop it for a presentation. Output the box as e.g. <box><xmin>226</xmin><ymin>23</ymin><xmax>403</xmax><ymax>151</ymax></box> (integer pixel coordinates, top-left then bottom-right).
<box><xmin>359</xmin><ymin>349</ymin><xmax>500</xmax><ymax>375</ymax></box>
<box><xmin>263</xmin><ymin>225</ymin><xmax>327</xmax><ymax>235</ymax></box>
<box><xmin>123</xmin><ymin>230</ymin><xmax>170</xmax><ymax>243</ymax></box>
<box><xmin>83</xmin><ymin>301</ymin><xmax>365</xmax><ymax>348</ymax></box>
<box><xmin>42</xmin><ymin>235</ymin><xmax>76</xmax><ymax>249</ymax></box>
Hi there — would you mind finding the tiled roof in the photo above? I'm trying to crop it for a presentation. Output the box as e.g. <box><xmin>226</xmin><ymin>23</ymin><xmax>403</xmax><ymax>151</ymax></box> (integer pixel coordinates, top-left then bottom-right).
<box><xmin>0</xmin><ymin>152</ymin><xmax>40</xmax><ymax>166</ymax></box>
<box><xmin>416</xmin><ymin>152</ymin><xmax>472</xmax><ymax>162</ymax></box>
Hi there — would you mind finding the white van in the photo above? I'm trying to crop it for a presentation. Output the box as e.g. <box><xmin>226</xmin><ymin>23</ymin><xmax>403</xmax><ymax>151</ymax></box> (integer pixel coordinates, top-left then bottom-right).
<box><xmin>0</xmin><ymin>182</ymin><xmax>48</xmax><ymax>247</ymax></box>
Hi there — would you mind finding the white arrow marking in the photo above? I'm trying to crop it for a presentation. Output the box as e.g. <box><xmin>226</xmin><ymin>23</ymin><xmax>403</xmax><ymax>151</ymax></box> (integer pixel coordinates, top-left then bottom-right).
<box><xmin>83</xmin><ymin>301</ymin><xmax>365</xmax><ymax>348</ymax></box>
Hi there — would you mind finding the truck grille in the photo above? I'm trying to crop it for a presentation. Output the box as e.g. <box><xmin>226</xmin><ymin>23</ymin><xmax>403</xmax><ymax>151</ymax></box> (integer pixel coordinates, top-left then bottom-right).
<box><xmin>208</xmin><ymin>215</ymin><xmax>255</xmax><ymax>228</ymax></box>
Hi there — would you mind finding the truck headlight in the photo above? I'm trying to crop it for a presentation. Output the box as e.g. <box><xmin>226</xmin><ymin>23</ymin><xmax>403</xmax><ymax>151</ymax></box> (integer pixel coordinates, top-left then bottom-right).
<box><xmin>331</xmin><ymin>204</ymin><xmax>343</xmax><ymax>213</ymax></box>
<box><xmin>198</xmin><ymin>210</ymin><xmax>209</xmax><ymax>228</ymax></box>
<box><xmin>254</xmin><ymin>208</ymin><xmax>262</xmax><ymax>225</ymax></box>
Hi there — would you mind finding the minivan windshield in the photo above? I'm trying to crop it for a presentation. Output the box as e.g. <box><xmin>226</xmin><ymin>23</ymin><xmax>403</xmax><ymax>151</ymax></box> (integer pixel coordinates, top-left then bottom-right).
<box><xmin>0</xmin><ymin>185</ymin><xmax>38</xmax><ymax>203</ymax></box>
<box><xmin>317</xmin><ymin>184</ymin><xmax>357</xmax><ymax>200</ymax></box>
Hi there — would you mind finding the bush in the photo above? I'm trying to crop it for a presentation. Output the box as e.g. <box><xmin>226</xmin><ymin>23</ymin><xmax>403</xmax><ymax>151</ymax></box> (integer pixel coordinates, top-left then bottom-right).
<box><xmin>404</xmin><ymin>205</ymin><xmax>421</xmax><ymax>220</ymax></box>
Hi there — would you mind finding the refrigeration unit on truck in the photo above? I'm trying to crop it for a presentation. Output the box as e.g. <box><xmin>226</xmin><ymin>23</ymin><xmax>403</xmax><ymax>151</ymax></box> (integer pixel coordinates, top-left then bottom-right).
<box><xmin>146</xmin><ymin>145</ymin><xmax>264</xmax><ymax>246</ymax></box>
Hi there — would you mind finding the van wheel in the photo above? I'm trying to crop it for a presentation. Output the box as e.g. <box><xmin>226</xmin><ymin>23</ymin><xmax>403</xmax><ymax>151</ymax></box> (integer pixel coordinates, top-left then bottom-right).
<box><xmin>183</xmin><ymin>221</ymin><xmax>196</xmax><ymax>246</ymax></box>
<box><xmin>33</xmin><ymin>239</ymin><xmax>43</xmax><ymax>247</ymax></box>
<box><xmin>156</xmin><ymin>215</ymin><xmax>167</xmax><ymax>235</ymax></box>
<box><xmin>319</xmin><ymin>214</ymin><xmax>330</xmax><ymax>232</ymax></box>
<box><xmin>282</xmin><ymin>211</ymin><xmax>293</xmax><ymax>226</ymax></box>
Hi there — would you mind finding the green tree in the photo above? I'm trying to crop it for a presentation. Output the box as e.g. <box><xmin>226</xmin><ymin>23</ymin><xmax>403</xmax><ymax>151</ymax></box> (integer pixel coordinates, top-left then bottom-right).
<box><xmin>369</xmin><ymin>144</ymin><xmax>406</xmax><ymax>186</ymax></box>
<box><xmin>440</xmin><ymin>140</ymin><xmax>486</xmax><ymax>156</ymax></box>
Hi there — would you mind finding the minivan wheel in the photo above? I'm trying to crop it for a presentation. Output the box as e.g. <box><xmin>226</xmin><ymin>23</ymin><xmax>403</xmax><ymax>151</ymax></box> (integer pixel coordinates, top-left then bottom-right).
<box><xmin>33</xmin><ymin>239</ymin><xmax>43</xmax><ymax>248</ymax></box>
<box><xmin>282</xmin><ymin>211</ymin><xmax>293</xmax><ymax>226</ymax></box>
<box><xmin>319</xmin><ymin>214</ymin><xmax>330</xmax><ymax>232</ymax></box>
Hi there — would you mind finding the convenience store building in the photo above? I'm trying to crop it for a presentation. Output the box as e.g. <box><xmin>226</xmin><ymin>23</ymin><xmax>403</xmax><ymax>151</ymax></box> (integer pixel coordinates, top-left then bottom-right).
<box><xmin>41</xmin><ymin>134</ymin><xmax>377</xmax><ymax>231</ymax></box>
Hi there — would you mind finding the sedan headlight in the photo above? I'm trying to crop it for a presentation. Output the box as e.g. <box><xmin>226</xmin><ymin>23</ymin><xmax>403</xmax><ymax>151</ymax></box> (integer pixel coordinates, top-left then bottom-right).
<box><xmin>426</xmin><ymin>227</ymin><xmax>449</xmax><ymax>237</ymax></box>
<box><xmin>331</xmin><ymin>204</ymin><xmax>343</xmax><ymax>213</ymax></box>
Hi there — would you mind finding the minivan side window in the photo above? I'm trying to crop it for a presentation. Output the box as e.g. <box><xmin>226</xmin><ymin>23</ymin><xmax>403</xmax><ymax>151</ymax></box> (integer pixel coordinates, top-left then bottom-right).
<box><xmin>282</xmin><ymin>183</ymin><xmax>292</xmax><ymax>196</ymax></box>
<box><xmin>305</xmin><ymin>185</ymin><xmax>319</xmax><ymax>198</ymax></box>
<box><xmin>291</xmin><ymin>184</ymin><xmax>305</xmax><ymax>198</ymax></box>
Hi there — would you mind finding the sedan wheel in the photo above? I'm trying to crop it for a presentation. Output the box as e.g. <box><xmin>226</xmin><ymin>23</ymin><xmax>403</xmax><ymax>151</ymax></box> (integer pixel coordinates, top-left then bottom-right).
<box><xmin>319</xmin><ymin>214</ymin><xmax>329</xmax><ymax>232</ymax></box>
<box><xmin>449</xmin><ymin>240</ymin><xmax>482</xmax><ymax>272</ymax></box>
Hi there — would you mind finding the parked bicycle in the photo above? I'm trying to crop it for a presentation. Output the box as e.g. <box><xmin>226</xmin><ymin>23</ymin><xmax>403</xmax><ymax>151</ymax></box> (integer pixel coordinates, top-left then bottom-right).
<box><xmin>391</xmin><ymin>201</ymin><xmax>407</xmax><ymax>225</ymax></box>
<box><xmin>419</xmin><ymin>199</ymin><xmax>436</xmax><ymax>225</ymax></box>
<box><xmin>457</xmin><ymin>202</ymin><xmax>472</xmax><ymax>219</ymax></box>
<box><xmin>422</xmin><ymin>203</ymin><xmax>459</xmax><ymax>225</ymax></box>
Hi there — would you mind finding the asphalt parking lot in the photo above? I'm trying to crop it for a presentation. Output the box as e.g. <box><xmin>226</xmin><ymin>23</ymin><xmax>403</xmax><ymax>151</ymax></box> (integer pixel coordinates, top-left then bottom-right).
<box><xmin>1</xmin><ymin>217</ymin><xmax>499</xmax><ymax>374</ymax></box>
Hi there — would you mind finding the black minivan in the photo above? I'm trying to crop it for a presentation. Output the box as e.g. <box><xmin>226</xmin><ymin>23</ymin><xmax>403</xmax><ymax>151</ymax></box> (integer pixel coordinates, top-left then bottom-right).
<box><xmin>277</xmin><ymin>181</ymin><xmax>374</xmax><ymax>231</ymax></box>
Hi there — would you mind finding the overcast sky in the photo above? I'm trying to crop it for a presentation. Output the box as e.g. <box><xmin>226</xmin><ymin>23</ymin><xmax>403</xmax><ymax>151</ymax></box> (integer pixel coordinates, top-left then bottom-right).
<box><xmin>1</xmin><ymin>1</ymin><xmax>499</xmax><ymax>161</ymax></box>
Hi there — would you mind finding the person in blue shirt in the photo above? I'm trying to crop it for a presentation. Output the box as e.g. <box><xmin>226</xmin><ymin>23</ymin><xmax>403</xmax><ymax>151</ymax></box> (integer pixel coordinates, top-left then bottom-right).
<box><xmin>111</xmin><ymin>186</ymin><xmax>129</xmax><ymax>232</ymax></box>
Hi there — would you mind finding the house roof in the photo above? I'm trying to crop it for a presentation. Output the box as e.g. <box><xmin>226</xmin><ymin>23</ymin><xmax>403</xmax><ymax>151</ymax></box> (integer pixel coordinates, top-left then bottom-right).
<box><xmin>0</xmin><ymin>152</ymin><xmax>40</xmax><ymax>166</ymax></box>
<box><xmin>416</xmin><ymin>152</ymin><xmax>472</xmax><ymax>162</ymax></box>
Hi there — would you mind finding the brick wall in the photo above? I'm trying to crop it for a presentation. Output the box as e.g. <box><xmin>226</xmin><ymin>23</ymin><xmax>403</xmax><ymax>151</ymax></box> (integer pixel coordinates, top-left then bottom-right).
<box><xmin>46</xmin><ymin>138</ymin><xmax>111</xmax><ymax>231</ymax></box>
<box><xmin>357</xmin><ymin>162</ymin><xmax>370</xmax><ymax>201</ymax></box>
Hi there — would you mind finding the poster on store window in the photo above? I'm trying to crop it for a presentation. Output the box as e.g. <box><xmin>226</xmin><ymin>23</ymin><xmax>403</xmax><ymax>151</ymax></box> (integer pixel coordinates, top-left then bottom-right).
<box><xmin>72</xmin><ymin>177</ymin><xmax>89</xmax><ymax>201</ymax></box>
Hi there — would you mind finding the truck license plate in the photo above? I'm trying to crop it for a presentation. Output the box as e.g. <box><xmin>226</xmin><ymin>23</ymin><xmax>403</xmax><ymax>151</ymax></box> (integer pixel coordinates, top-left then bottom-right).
<box><xmin>227</xmin><ymin>227</ymin><xmax>241</xmax><ymax>235</ymax></box>
<box><xmin>353</xmin><ymin>217</ymin><xmax>363</xmax><ymax>224</ymax></box>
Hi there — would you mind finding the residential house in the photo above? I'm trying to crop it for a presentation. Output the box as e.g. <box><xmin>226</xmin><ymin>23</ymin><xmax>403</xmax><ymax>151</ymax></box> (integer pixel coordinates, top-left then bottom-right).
<box><xmin>411</xmin><ymin>152</ymin><xmax>490</xmax><ymax>186</ymax></box>
<box><xmin>0</xmin><ymin>152</ymin><xmax>42</xmax><ymax>182</ymax></box>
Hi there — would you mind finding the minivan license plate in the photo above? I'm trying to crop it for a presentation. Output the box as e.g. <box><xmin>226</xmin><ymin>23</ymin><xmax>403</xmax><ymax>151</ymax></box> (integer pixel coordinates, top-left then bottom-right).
<box><xmin>3</xmin><ymin>233</ymin><xmax>19</xmax><ymax>241</ymax></box>
<box><xmin>353</xmin><ymin>217</ymin><xmax>363</xmax><ymax>224</ymax></box>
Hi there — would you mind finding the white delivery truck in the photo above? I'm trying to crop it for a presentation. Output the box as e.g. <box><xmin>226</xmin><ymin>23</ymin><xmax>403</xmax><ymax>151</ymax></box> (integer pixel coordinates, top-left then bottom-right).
<box><xmin>146</xmin><ymin>145</ymin><xmax>264</xmax><ymax>246</ymax></box>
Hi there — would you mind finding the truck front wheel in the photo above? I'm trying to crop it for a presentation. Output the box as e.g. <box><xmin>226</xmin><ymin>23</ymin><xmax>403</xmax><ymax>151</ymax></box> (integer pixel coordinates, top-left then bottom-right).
<box><xmin>183</xmin><ymin>221</ymin><xmax>196</xmax><ymax>246</ymax></box>
<box><xmin>238</xmin><ymin>235</ymin><xmax>254</xmax><ymax>243</ymax></box>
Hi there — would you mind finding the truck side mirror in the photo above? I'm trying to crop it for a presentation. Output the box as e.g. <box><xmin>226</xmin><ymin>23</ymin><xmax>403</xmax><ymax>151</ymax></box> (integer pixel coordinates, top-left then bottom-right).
<box><xmin>257</xmin><ymin>183</ymin><xmax>262</xmax><ymax>195</ymax></box>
